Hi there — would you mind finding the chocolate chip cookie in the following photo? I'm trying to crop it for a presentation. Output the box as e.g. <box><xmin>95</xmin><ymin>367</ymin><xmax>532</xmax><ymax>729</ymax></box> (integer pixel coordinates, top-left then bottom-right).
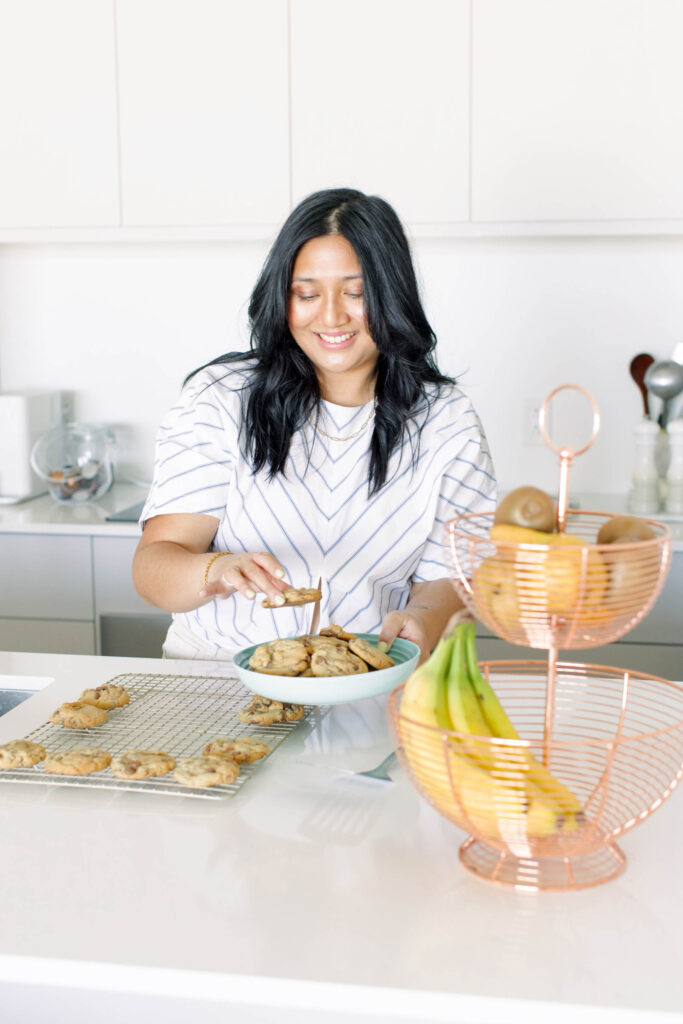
<box><xmin>202</xmin><ymin>736</ymin><xmax>270</xmax><ymax>764</ymax></box>
<box><xmin>44</xmin><ymin>748</ymin><xmax>112</xmax><ymax>775</ymax></box>
<box><xmin>238</xmin><ymin>695</ymin><xmax>305</xmax><ymax>725</ymax></box>
<box><xmin>310</xmin><ymin>645</ymin><xmax>368</xmax><ymax>677</ymax></box>
<box><xmin>0</xmin><ymin>739</ymin><xmax>46</xmax><ymax>769</ymax></box>
<box><xmin>79</xmin><ymin>684</ymin><xmax>130</xmax><ymax>710</ymax></box>
<box><xmin>49</xmin><ymin>702</ymin><xmax>108</xmax><ymax>729</ymax></box>
<box><xmin>348</xmin><ymin>636</ymin><xmax>395</xmax><ymax>670</ymax></box>
<box><xmin>262</xmin><ymin>586</ymin><xmax>322</xmax><ymax>608</ymax></box>
<box><xmin>174</xmin><ymin>756</ymin><xmax>240</xmax><ymax>787</ymax></box>
<box><xmin>249</xmin><ymin>638</ymin><xmax>310</xmax><ymax>676</ymax></box>
<box><xmin>110</xmin><ymin>750</ymin><xmax>176</xmax><ymax>780</ymax></box>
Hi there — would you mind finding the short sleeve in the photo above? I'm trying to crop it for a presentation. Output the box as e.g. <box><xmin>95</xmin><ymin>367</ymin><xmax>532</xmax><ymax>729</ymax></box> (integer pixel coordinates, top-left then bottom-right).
<box><xmin>140</xmin><ymin>368</ymin><xmax>241</xmax><ymax>524</ymax></box>
<box><xmin>411</xmin><ymin>395</ymin><xmax>497</xmax><ymax>584</ymax></box>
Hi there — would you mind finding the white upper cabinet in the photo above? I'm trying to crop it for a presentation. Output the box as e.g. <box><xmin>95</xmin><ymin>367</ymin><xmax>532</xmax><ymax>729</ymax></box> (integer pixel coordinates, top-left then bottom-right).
<box><xmin>472</xmin><ymin>0</ymin><xmax>683</xmax><ymax>223</ymax></box>
<box><xmin>116</xmin><ymin>0</ymin><xmax>290</xmax><ymax>227</ymax></box>
<box><xmin>290</xmin><ymin>0</ymin><xmax>470</xmax><ymax>225</ymax></box>
<box><xmin>0</xmin><ymin>0</ymin><xmax>119</xmax><ymax>228</ymax></box>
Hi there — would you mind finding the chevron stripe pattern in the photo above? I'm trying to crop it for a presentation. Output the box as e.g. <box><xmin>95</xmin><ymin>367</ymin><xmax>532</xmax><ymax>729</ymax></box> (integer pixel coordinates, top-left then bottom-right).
<box><xmin>142</xmin><ymin>363</ymin><xmax>496</xmax><ymax>659</ymax></box>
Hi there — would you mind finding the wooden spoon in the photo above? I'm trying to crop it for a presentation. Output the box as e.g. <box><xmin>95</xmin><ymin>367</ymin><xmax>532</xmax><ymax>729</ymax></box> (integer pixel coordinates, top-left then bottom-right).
<box><xmin>629</xmin><ymin>353</ymin><xmax>655</xmax><ymax>418</ymax></box>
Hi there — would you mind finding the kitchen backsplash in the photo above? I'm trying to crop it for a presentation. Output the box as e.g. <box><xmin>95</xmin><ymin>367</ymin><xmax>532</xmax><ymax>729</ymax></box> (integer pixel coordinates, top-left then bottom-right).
<box><xmin>1</xmin><ymin>235</ymin><xmax>683</xmax><ymax>496</ymax></box>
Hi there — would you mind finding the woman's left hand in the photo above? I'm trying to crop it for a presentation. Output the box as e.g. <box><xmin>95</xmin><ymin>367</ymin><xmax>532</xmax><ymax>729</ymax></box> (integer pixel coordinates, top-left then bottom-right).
<box><xmin>378</xmin><ymin>610</ymin><xmax>430</xmax><ymax>665</ymax></box>
<box><xmin>377</xmin><ymin>578</ymin><xmax>466</xmax><ymax>665</ymax></box>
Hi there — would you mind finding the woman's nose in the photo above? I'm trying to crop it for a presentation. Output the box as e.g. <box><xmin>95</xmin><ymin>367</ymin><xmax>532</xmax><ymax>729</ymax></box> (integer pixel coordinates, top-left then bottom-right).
<box><xmin>321</xmin><ymin>292</ymin><xmax>349</xmax><ymax>327</ymax></box>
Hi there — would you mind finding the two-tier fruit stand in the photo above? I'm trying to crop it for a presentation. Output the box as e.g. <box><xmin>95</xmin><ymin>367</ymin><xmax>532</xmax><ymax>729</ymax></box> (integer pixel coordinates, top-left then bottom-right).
<box><xmin>389</xmin><ymin>385</ymin><xmax>683</xmax><ymax>891</ymax></box>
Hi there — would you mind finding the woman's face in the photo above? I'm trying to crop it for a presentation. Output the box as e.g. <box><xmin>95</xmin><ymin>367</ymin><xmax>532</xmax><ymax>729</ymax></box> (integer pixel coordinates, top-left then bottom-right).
<box><xmin>288</xmin><ymin>234</ymin><xmax>378</xmax><ymax>403</ymax></box>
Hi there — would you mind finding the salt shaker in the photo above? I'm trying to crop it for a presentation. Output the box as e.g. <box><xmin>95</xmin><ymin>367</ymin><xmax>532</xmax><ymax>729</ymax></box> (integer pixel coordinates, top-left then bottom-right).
<box><xmin>665</xmin><ymin>419</ymin><xmax>683</xmax><ymax>515</ymax></box>
<box><xmin>628</xmin><ymin>418</ymin><xmax>660</xmax><ymax>515</ymax></box>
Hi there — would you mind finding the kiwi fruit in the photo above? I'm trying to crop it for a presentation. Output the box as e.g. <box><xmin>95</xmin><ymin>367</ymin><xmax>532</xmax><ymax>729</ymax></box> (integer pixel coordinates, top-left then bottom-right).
<box><xmin>596</xmin><ymin>515</ymin><xmax>656</xmax><ymax>545</ymax></box>
<box><xmin>493</xmin><ymin>486</ymin><xmax>556</xmax><ymax>532</ymax></box>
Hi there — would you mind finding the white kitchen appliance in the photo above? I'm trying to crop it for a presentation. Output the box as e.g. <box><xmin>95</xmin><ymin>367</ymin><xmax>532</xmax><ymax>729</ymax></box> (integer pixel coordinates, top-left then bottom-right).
<box><xmin>0</xmin><ymin>390</ymin><xmax>58</xmax><ymax>504</ymax></box>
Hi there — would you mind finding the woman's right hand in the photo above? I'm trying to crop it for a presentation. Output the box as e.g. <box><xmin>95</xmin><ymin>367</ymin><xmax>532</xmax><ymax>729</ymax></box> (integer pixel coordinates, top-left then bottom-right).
<box><xmin>132</xmin><ymin>513</ymin><xmax>290</xmax><ymax>614</ymax></box>
<box><xmin>199</xmin><ymin>551</ymin><xmax>290</xmax><ymax>606</ymax></box>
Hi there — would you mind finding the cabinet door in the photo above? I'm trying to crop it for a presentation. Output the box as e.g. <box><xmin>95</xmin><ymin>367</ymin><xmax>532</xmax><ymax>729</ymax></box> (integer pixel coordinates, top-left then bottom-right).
<box><xmin>472</xmin><ymin>0</ymin><xmax>683</xmax><ymax>222</ymax></box>
<box><xmin>116</xmin><ymin>0</ymin><xmax>290</xmax><ymax>226</ymax></box>
<box><xmin>0</xmin><ymin>534</ymin><xmax>93</xmax><ymax>620</ymax></box>
<box><xmin>290</xmin><ymin>0</ymin><xmax>470</xmax><ymax>224</ymax></box>
<box><xmin>0</xmin><ymin>619</ymin><xmax>95</xmax><ymax>656</ymax></box>
<box><xmin>93</xmin><ymin>537</ymin><xmax>171</xmax><ymax>657</ymax></box>
<box><xmin>0</xmin><ymin>0</ymin><xmax>119</xmax><ymax>228</ymax></box>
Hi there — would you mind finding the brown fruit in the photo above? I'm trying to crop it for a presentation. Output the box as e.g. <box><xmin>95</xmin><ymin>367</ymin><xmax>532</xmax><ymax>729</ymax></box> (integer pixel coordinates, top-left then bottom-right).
<box><xmin>494</xmin><ymin>486</ymin><xmax>556</xmax><ymax>532</ymax></box>
<box><xmin>596</xmin><ymin>516</ymin><xmax>660</xmax><ymax>614</ymax></box>
<box><xmin>596</xmin><ymin>515</ymin><xmax>656</xmax><ymax>545</ymax></box>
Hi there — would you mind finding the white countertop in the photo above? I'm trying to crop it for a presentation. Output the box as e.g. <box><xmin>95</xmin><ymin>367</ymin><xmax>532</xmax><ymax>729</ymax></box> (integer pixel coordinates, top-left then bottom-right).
<box><xmin>0</xmin><ymin>487</ymin><xmax>681</xmax><ymax>553</ymax></box>
<box><xmin>0</xmin><ymin>651</ymin><xmax>682</xmax><ymax>1023</ymax></box>
<box><xmin>0</xmin><ymin>481</ymin><xmax>146</xmax><ymax>537</ymax></box>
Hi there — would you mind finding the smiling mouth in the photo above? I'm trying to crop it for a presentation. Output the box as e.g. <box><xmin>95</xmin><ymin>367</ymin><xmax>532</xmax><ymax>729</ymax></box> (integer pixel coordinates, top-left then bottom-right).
<box><xmin>316</xmin><ymin>331</ymin><xmax>357</xmax><ymax>346</ymax></box>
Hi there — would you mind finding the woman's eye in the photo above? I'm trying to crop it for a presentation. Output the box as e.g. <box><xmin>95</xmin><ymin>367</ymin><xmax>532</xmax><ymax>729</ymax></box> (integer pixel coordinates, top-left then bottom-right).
<box><xmin>347</xmin><ymin>292</ymin><xmax>364</xmax><ymax>300</ymax></box>
<box><xmin>297</xmin><ymin>294</ymin><xmax>317</xmax><ymax>302</ymax></box>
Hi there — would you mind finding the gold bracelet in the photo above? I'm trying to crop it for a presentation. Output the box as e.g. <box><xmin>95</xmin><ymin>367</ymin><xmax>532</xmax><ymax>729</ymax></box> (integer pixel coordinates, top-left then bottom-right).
<box><xmin>203</xmin><ymin>550</ymin><xmax>231</xmax><ymax>587</ymax></box>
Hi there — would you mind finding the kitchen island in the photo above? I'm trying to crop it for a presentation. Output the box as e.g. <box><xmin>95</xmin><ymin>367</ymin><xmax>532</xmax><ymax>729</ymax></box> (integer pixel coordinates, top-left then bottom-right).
<box><xmin>0</xmin><ymin>650</ymin><xmax>682</xmax><ymax>1024</ymax></box>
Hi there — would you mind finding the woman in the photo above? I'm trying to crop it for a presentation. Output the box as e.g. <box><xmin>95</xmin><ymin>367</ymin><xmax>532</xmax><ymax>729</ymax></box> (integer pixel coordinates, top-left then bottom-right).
<box><xmin>133</xmin><ymin>188</ymin><xmax>496</xmax><ymax>663</ymax></box>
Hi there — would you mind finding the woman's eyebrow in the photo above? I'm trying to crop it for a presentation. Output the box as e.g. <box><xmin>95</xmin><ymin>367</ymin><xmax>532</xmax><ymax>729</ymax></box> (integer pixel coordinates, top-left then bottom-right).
<box><xmin>291</xmin><ymin>274</ymin><xmax>363</xmax><ymax>282</ymax></box>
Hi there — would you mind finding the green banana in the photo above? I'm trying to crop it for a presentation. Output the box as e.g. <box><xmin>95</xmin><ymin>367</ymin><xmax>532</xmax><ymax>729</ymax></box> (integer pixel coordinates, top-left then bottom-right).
<box><xmin>465</xmin><ymin>622</ymin><xmax>519</xmax><ymax>740</ymax></box>
<box><xmin>446</xmin><ymin>623</ymin><xmax>491</xmax><ymax>743</ymax></box>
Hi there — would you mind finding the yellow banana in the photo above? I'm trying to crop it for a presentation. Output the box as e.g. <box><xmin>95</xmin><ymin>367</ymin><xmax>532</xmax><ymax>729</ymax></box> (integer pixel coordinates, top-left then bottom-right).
<box><xmin>399</xmin><ymin>622</ymin><xmax>585</xmax><ymax>841</ymax></box>
<box><xmin>463</xmin><ymin>621</ymin><xmax>584</xmax><ymax>824</ymax></box>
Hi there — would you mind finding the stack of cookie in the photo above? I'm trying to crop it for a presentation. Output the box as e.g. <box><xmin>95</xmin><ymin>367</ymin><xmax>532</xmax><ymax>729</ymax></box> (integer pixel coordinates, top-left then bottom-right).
<box><xmin>248</xmin><ymin>624</ymin><xmax>395</xmax><ymax>678</ymax></box>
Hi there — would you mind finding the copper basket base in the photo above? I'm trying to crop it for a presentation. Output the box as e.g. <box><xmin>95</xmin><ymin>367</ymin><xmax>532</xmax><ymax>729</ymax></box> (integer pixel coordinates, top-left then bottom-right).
<box><xmin>458</xmin><ymin>834</ymin><xmax>626</xmax><ymax>891</ymax></box>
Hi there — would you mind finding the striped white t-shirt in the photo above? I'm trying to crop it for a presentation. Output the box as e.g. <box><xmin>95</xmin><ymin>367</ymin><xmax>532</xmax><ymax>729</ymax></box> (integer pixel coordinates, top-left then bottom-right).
<box><xmin>141</xmin><ymin>362</ymin><xmax>496</xmax><ymax>660</ymax></box>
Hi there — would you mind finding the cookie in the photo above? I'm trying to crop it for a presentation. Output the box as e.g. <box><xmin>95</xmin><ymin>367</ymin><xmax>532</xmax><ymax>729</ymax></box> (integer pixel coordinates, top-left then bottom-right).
<box><xmin>49</xmin><ymin>702</ymin><xmax>108</xmax><ymax>729</ymax></box>
<box><xmin>320</xmin><ymin>624</ymin><xmax>356</xmax><ymax>641</ymax></box>
<box><xmin>110</xmin><ymin>750</ymin><xmax>176</xmax><ymax>780</ymax></box>
<box><xmin>249</xmin><ymin>638</ymin><xmax>310</xmax><ymax>676</ymax></box>
<box><xmin>174</xmin><ymin>756</ymin><xmax>240</xmax><ymax>787</ymax></box>
<box><xmin>348</xmin><ymin>636</ymin><xmax>395</xmax><ymax>670</ymax></box>
<box><xmin>0</xmin><ymin>739</ymin><xmax>46</xmax><ymax>769</ymax></box>
<box><xmin>262</xmin><ymin>586</ymin><xmax>322</xmax><ymax>608</ymax></box>
<box><xmin>310</xmin><ymin>645</ymin><xmax>368</xmax><ymax>677</ymax></box>
<box><xmin>44</xmin><ymin>748</ymin><xmax>111</xmax><ymax>775</ymax></box>
<box><xmin>79</xmin><ymin>684</ymin><xmax>130</xmax><ymax>710</ymax></box>
<box><xmin>238</xmin><ymin>695</ymin><xmax>305</xmax><ymax>725</ymax></box>
<box><xmin>202</xmin><ymin>737</ymin><xmax>270</xmax><ymax>764</ymax></box>
<box><xmin>300</xmin><ymin>634</ymin><xmax>348</xmax><ymax>651</ymax></box>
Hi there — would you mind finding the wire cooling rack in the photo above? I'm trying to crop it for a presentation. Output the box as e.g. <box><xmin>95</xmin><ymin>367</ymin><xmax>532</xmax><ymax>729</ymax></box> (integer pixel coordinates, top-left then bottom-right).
<box><xmin>0</xmin><ymin>672</ymin><xmax>322</xmax><ymax>800</ymax></box>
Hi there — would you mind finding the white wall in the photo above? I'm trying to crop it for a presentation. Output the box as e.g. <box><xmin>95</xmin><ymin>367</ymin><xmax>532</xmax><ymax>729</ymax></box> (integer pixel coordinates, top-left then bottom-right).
<box><xmin>1</xmin><ymin>234</ymin><xmax>682</xmax><ymax>497</ymax></box>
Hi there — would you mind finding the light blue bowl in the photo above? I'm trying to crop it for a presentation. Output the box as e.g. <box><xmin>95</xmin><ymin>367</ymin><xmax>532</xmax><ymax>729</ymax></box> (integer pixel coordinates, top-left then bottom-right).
<box><xmin>233</xmin><ymin>633</ymin><xmax>420</xmax><ymax>706</ymax></box>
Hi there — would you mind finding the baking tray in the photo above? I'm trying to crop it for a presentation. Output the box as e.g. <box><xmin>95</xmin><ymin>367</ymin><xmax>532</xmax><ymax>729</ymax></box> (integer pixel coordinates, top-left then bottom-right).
<box><xmin>0</xmin><ymin>671</ymin><xmax>322</xmax><ymax>800</ymax></box>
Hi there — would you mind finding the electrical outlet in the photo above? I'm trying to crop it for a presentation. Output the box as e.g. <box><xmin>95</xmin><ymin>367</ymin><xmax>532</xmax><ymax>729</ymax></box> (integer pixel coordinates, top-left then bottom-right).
<box><xmin>522</xmin><ymin>398</ymin><xmax>549</xmax><ymax>447</ymax></box>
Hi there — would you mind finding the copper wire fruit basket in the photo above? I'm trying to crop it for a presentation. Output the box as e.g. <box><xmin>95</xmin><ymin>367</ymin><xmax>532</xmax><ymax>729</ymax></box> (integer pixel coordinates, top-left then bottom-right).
<box><xmin>393</xmin><ymin>385</ymin><xmax>680</xmax><ymax>890</ymax></box>
<box><xmin>389</xmin><ymin>662</ymin><xmax>683</xmax><ymax>890</ymax></box>
<box><xmin>444</xmin><ymin>508</ymin><xmax>671</xmax><ymax>650</ymax></box>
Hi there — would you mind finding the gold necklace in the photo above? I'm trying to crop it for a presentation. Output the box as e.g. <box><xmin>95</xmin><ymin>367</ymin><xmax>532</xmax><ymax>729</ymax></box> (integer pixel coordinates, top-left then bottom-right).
<box><xmin>309</xmin><ymin>402</ymin><xmax>376</xmax><ymax>442</ymax></box>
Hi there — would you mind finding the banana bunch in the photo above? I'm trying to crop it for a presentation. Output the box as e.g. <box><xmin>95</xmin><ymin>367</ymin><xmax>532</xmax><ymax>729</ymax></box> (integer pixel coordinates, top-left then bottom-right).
<box><xmin>398</xmin><ymin>619</ymin><xmax>584</xmax><ymax>842</ymax></box>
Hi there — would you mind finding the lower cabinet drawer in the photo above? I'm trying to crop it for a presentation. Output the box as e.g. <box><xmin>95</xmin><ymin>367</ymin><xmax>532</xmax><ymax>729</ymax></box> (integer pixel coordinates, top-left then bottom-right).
<box><xmin>0</xmin><ymin>618</ymin><xmax>95</xmax><ymax>655</ymax></box>
<box><xmin>99</xmin><ymin>613</ymin><xmax>171</xmax><ymax>659</ymax></box>
<box><xmin>474</xmin><ymin>632</ymin><xmax>683</xmax><ymax>681</ymax></box>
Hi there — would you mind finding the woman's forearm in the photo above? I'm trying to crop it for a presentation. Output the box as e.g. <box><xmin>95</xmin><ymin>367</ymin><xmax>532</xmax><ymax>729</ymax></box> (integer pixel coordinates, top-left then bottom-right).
<box><xmin>404</xmin><ymin>578</ymin><xmax>465</xmax><ymax>652</ymax></box>
<box><xmin>132</xmin><ymin>540</ymin><xmax>228</xmax><ymax>613</ymax></box>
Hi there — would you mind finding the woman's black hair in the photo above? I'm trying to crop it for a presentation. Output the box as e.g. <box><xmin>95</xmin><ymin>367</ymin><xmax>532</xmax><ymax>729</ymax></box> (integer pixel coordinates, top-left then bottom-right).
<box><xmin>188</xmin><ymin>187</ymin><xmax>455</xmax><ymax>494</ymax></box>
